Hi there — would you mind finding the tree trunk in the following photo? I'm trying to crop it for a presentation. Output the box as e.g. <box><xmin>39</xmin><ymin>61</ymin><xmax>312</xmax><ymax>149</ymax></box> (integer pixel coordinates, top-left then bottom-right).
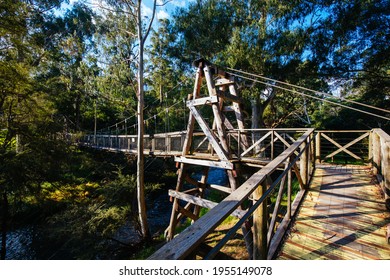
<box><xmin>75</xmin><ymin>94</ymin><xmax>81</xmax><ymax>130</ymax></box>
<box><xmin>251</xmin><ymin>98</ymin><xmax>261</xmax><ymax>155</ymax></box>
<box><xmin>1</xmin><ymin>192</ymin><xmax>8</xmax><ymax>260</ymax></box>
<box><xmin>136</xmin><ymin>2</ymin><xmax>150</xmax><ymax>240</ymax></box>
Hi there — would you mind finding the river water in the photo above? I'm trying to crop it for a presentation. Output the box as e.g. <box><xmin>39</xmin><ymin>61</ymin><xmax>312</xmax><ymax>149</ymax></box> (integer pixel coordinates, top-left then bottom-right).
<box><xmin>1</xmin><ymin>168</ymin><xmax>227</xmax><ymax>259</ymax></box>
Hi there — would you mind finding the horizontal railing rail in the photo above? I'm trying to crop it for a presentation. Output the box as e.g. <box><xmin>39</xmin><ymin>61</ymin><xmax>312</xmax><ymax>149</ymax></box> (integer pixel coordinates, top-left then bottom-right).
<box><xmin>148</xmin><ymin>128</ymin><xmax>315</xmax><ymax>260</ymax></box>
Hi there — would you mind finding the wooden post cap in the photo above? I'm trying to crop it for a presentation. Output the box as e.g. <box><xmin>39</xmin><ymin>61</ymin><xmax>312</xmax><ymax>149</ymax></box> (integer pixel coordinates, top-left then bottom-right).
<box><xmin>192</xmin><ymin>58</ymin><xmax>212</xmax><ymax>68</ymax></box>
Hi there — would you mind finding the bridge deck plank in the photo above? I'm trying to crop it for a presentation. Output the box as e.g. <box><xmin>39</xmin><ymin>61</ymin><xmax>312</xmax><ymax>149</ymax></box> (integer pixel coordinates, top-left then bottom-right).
<box><xmin>277</xmin><ymin>164</ymin><xmax>390</xmax><ymax>260</ymax></box>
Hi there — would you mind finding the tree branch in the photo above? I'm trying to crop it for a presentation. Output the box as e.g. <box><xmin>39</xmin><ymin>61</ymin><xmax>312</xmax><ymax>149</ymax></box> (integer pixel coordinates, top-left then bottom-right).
<box><xmin>142</xmin><ymin>0</ymin><xmax>157</xmax><ymax>45</ymax></box>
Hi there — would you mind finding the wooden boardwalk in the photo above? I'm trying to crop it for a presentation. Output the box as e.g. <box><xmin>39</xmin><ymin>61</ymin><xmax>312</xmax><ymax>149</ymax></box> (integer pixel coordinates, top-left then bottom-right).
<box><xmin>277</xmin><ymin>164</ymin><xmax>390</xmax><ymax>260</ymax></box>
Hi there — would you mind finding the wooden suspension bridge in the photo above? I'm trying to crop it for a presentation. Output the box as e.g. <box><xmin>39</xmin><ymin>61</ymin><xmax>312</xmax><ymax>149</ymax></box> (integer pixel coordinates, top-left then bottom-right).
<box><xmin>79</xmin><ymin>59</ymin><xmax>390</xmax><ymax>260</ymax></box>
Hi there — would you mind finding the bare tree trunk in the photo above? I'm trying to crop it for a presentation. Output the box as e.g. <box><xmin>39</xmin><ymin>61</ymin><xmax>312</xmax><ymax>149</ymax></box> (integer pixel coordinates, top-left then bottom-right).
<box><xmin>136</xmin><ymin>1</ymin><xmax>150</xmax><ymax>240</ymax></box>
<box><xmin>1</xmin><ymin>192</ymin><xmax>8</xmax><ymax>260</ymax></box>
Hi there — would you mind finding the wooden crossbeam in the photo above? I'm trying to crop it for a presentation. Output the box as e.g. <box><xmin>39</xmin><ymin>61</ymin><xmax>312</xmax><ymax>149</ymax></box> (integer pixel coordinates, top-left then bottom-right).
<box><xmin>274</xmin><ymin>132</ymin><xmax>299</xmax><ymax>156</ymax></box>
<box><xmin>188</xmin><ymin>105</ymin><xmax>229</xmax><ymax>162</ymax></box>
<box><xmin>184</xmin><ymin>174</ymin><xmax>203</xmax><ymax>188</ymax></box>
<box><xmin>241</xmin><ymin>131</ymin><xmax>272</xmax><ymax>157</ymax></box>
<box><xmin>322</xmin><ymin>132</ymin><xmax>369</xmax><ymax>160</ymax></box>
<box><xmin>267</xmin><ymin>168</ymin><xmax>287</xmax><ymax>244</ymax></box>
<box><xmin>208</xmin><ymin>184</ymin><xmax>232</xmax><ymax>194</ymax></box>
<box><xmin>186</xmin><ymin>96</ymin><xmax>218</xmax><ymax>106</ymax></box>
<box><xmin>292</xmin><ymin>162</ymin><xmax>305</xmax><ymax>190</ymax></box>
<box><xmin>215</xmin><ymin>78</ymin><xmax>235</xmax><ymax>87</ymax></box>
<box><xmin>175</xmin><ymin>156</ymin><xmax>233</xmax><ymax>170</ymax></box>
<box><xmin>223</xmin><ymin>117</ymin><xmax>247</xmax><ymax>154</ymax></box>
<box><xmin>169</xmin><ymin>190</ymin><xmax>246</xmax><ymax>219</ymax></box>
<box><xmin>178</xmin><ymin>205</ymin><xmax>199</xmax><ymax>221</ymax></box>
<box><xmin>193</xmin><ymin>136</ymin><xmax>209</xmax><ymax>152</ymax></box>
<box><xmin>283</xmin><ymin>133</ymin><xmax>296</xmax><ymax>143</ymax></box>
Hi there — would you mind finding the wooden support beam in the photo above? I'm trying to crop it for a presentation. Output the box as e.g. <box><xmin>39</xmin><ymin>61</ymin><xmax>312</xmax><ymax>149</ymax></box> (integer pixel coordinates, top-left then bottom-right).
<box><xmin>229</xmin><ymin>84</ymin><xmax>248</xmax><ymax>149</ymax></box>
<box><xmin>253</xmin><ymin>179</ymin><xmax>269</xmax><ymax>260</ymax></box>
<box><xmin>166</xmin><ymin>67</ymin><xmax>203</xmax><ymax>241</ymax></box>
<box><xmin>215</xmin><ymin>78</ymin><xmax>235</xmax><ymax>87</ymax></box>
<box><xmin>283</xmin><ymin>133</ymin><xmax>296</xmax><ymax>143</ymax></box>
<box><xmin>208</xmin><ymin>184</ymin><xmax>232</xmax><ymax>194</ymax></box>
<box><xmin>178</xmin><ymin>205</ymin><xmax>198</xmax><ymax>221</ymax></box>
<box><xmin>274</xmin><ymin>132</ymin><xmax>299</xmax><ymax>156</ymax></box>
<box><xmin>267</xmin><ymin>190</ymin><xmax>306</xmax><ymax>259</ymax></box>
<box><xmin>223</xmin><ymin>117</ymin><xmax>246</xmax><ymax>154</ymax></box>
<box><xmin>169</xmin><ymin>190</ymin><xmax>246</xmax><ymax>219</ymax></box>
<box><xmin>267</xmin><ymin>172</ymin><xmax>287</xmax><ymax>244</ymax></box>
<box><xmin>193</xmin><ymin>136</ymin><xmax>209</xmax><ymax>152</ymax></box>
<box><xmin>175</xmin><ymin>156</ymin><xmax>233</xmax><ymax>170</ymax></box>
<box><xmin>293</xmin><ymin>162</ymin><xmax>305</xmax><ymax>190</ymax></box>
<box><xmin>241</xmin><ymin>131</ymin><xmax>272</xmax><ymax>157</ymax></box>
<box><xmin>184</xmin><ymin>174</ymin><xmax>204</xmax><ymax>188</ymax></box>
<box><xmin>149</xmin><ymin>129</ymin><xmax>314</xmax><ymax>260</ymax></box>
<box><xmin>173</xmin><ymin>202</ymin><xmax>198</xmax><ymax>227</ymax></box>
<box><xmin>186</xmin><ymin>96</ymin><xmax>218</xmax><ymax>107</ymax></box>
<box><xmin>193</xmin><ymin>167</ymin><xmax>209</xmax><ymax>219</ymax></box>
<box><xmin>188</xmin><ymin>105</ymin><xmax>229</xmax><ymax>161</ymax></box>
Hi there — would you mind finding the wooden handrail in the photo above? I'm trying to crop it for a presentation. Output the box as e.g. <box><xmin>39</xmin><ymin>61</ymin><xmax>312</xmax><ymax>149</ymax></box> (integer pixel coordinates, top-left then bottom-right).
<box><xmin>148</xmin><ymin>128</ymin><xmax>314</xmax><ymax>260</ymax></box>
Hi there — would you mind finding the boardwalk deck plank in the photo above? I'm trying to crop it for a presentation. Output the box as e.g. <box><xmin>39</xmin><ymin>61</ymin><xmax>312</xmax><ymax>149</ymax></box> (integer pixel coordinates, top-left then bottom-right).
<box><xmin>277</xmin><ymin>164</ymin><xmax>390</xmax><ymax>260</ymax></box>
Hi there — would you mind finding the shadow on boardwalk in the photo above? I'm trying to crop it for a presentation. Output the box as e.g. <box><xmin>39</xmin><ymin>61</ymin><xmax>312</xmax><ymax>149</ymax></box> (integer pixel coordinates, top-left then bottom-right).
<box><xmin>277</xmin><ymin>164</ymin><xmax>390</xmax><ymax>260</ymax></box>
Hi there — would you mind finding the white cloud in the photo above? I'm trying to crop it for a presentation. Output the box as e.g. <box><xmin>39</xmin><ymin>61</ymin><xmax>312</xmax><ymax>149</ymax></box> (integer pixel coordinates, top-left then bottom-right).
<box><xmin>157</xmin><ymin>10</ymin><xmax>170</xmax><ymax>19</ymax></box>
<box><xmin>158</xmin><ymin>0</ymin><xmax>186</xmax><ymax>7</ymax></box>
<box><xmin>142</xmin><ymin>3</ymin><xmax>153</xmax><ymax>18</ymax></box>
<box><xmin>171</xmin><ymin>0</ymin><xmax>187</xmax><ymax>7</ymax></box>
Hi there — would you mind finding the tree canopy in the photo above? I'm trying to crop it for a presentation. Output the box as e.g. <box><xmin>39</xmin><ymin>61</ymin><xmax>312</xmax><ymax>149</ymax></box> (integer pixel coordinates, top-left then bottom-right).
<box><xmin>0</xmin><ymin>0</ymin><xmax>389</xmax><ymax>260</ymax></box>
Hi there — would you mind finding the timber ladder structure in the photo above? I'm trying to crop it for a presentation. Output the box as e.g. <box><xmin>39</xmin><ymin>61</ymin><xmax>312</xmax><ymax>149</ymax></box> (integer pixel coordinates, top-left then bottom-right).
<box><xmin>79</xmin><ymin>60</ymin><xmax>390</xmax><ymax>260</ymax></box>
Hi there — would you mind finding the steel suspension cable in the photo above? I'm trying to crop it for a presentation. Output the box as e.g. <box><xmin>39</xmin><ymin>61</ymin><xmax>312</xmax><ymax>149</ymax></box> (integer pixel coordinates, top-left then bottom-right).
<box><xmin>228</xmin><ymin>71</ymin><xmax>390</xmax><ymax>121</ymax></box>
<box><xmin>227</xmin><ymin>67</ymin><xmax>390</xmax><ymax>114</ymax></box>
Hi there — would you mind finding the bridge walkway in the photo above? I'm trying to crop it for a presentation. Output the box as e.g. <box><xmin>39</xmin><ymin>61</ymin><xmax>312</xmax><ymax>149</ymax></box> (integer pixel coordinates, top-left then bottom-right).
<box><xmin>277</xmin><ymin>164</ymin><xmax>390</xmax><ymax>260</ymax></box>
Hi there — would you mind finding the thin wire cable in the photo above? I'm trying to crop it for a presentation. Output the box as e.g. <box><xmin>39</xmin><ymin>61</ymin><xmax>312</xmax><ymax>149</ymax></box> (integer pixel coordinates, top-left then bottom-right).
<box><xmin>227</xmin><ymin>67</ymin><xmax>390</xmax><ymax>114</ymax></box>
<box><xmin>98</xmin><ymin>78</ymin><xmax>191</xmax><ymax>133</ymax></box>
<box><xmin>228</xmin><ymin>71</ymin><xmax>390</xmax><ymax>122</ymax></box>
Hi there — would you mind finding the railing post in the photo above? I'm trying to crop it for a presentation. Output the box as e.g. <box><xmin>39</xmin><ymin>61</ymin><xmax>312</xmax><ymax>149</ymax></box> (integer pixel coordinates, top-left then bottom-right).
<box><xmin>300</xmin><ymin>139</ymin><xmax>308</xmax><ymax>188</ymax></box>
<box><xmin>369</xmin><ymin>130</ymin><xmax>373</xmax><ymax>165</ymax></box>
<box><xmin>151</xmin><ymin>137</ymin><xmax>156</xmax><ymax>153</ymax></box>
<box><xmin>287</xmin><ymin>156</ymin><xmax>292</xmax><ymax>220</ymax></box>
<box><xmin>238</xmin><ymin>130</ymin><xmax>241</xmax><ymax>158</ymax></box>
<box><xmin>271</xmin><ymin>130</ymin><xmax>274</xmax><ymax>160</ymax></box>
<box><xmin>253</xmin><ymin>178</ymin><xmax>269</xmax><ymax>260</ymax></box>
<box><xmin>315</xmin><ymin>132</ymin><xmax>321</xmax><ymax>163</ymax></box>
<box><xmin>167</xmin><ymin>135</ymin><xmax>171</xmax><ymax>153</ymax></box>
<box><xmin>380</xmin><ymin>136</ymin><xmax>390</xmax><ymax>209</ymax></box>
<box><xmin>372</xmin><ymin>130</ymin><xmax>381</xmax><ymax>175</ymax></box>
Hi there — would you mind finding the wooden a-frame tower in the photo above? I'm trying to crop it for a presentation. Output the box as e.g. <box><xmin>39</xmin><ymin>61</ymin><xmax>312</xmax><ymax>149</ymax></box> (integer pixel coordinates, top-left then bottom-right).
<box><xmin>166</xmin><ymin>59</ymin><xmax>249</xmax><ymax>240</ymax></box>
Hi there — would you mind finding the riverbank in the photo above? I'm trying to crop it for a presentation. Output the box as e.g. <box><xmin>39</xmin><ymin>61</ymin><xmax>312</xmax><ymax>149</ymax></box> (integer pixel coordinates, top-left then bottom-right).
<box><xmin>0</xmin><ymin>147</ymin><xmax>177</xmax><ymax>260</ymax></box>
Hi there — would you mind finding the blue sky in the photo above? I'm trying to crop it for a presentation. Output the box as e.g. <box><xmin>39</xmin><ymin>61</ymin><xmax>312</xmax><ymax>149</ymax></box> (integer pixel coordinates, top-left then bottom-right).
<box><xmin>58</xmin><ymin>0</ymin><xmax>194</xmax><ymax>21</ymax></box>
